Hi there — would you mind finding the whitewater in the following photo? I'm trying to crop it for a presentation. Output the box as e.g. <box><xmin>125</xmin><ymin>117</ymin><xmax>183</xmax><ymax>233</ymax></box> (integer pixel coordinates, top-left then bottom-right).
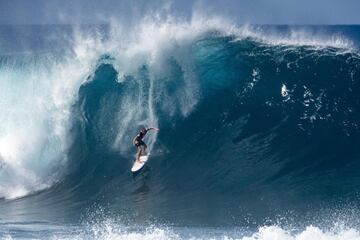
<box><xmin>0</xmin><ymin>15</ymin><xmax>360</xmax><ymax>239</ymax></box>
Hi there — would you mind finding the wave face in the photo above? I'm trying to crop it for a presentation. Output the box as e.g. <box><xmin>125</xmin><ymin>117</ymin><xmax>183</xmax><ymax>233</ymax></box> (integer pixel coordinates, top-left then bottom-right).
<box><xmin>0</xmin><ymin>21</ymin><xmax>360</xmax><ymax>231</ymax></box>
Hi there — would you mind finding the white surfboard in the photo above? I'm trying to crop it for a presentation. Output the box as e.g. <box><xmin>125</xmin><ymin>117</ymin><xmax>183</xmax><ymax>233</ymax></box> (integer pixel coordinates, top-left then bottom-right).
<box><xmin>131</xmin><ymin>154</ymin><xmax>149</xmax><ymax>172</ymax></box>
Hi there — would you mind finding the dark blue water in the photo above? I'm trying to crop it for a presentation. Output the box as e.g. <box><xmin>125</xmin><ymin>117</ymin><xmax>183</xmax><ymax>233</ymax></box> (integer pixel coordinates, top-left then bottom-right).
<box><xmin>0</xmin><ymin>23</ymin><xmax>359</xmax><ymax>239</ymax></box>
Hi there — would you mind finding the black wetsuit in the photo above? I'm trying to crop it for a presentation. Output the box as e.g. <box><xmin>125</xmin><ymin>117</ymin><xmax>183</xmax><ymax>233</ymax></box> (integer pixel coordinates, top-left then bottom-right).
<box><xmin>133</xmin><ymin>130</ymin><xmax>147</xmax><ymax>147</ymax></box>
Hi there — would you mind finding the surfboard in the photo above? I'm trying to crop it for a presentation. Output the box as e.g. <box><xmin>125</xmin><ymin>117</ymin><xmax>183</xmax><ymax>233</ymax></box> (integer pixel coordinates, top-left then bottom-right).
<box><xmin>131</xmin><ymin>154</ymin><xmax>149</xmax><ymax>172</ymax></box>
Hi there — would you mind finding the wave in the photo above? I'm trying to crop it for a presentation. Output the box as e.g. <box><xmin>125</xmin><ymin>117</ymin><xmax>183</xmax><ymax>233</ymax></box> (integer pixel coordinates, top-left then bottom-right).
<box><xmin>0</xmin><ymin>17</ymin><xmax>360</xmax><ymax>228</ymax></box>
<box><xmin>65</xmin><ymin>20</ymin><xmax>360</xmax><ymax>202</ymax></box>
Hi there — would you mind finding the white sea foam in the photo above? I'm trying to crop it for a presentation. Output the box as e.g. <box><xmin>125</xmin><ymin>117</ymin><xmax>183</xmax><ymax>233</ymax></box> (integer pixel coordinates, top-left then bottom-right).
<box><xmin>0</xmin><ymin>32</ymin><xmax>102</xmax><ymax>199</ymax></box>
<box><xmin>107</xmin><ymin>16</ymin><xmax>213</xmax><ymax>151</ymax></box>
<box><xmin>45</xmin><ymin>224</ymin><xmax>360</xmax><ymax>240</ymax></box>
<box><xmin>242</xmin><ymin>225</ymin><xmax>360</xmax><ymax>240</ymax></box>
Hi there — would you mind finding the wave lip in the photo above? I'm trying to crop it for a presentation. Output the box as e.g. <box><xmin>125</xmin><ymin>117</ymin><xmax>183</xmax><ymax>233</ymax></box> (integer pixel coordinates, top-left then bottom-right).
<box><xmin>234</xmin><ymin>25</ymin><xmax>355</xmax><ymax>49</ymax></box>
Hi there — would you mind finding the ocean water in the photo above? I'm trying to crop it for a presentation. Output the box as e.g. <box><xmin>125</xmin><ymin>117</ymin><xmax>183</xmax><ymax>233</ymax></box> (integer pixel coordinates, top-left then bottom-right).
<box><xmin>0</xmin><ymin>17</ymin><xmax>360</xmax><ymax>239</ymax></box>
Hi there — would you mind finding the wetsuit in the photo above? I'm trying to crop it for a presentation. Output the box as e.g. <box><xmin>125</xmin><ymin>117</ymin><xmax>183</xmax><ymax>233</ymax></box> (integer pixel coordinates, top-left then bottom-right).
<box><xmin>133</xmin><ymin>130</ymin><xmax>147</xmax><ymax>147</ymax></box>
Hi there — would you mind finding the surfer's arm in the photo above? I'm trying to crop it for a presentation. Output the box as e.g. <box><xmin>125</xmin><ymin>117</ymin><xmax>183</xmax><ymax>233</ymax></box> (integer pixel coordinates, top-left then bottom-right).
<box><xmin>146</xmin><ymin>127</ymin><xmax>160</xmax><ymax>131</ymax></box>
<box><xmin>132</xmin><ymin>135</ymin><xmax>138</xmax><ymax>145</ymax></box>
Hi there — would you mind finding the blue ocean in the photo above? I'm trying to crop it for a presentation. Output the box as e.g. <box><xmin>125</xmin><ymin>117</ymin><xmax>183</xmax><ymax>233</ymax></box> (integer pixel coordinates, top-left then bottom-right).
<box><xmin>0</xmin><ymin>18</ymin><xmax>360</xmax><ymax>239</ymax></box>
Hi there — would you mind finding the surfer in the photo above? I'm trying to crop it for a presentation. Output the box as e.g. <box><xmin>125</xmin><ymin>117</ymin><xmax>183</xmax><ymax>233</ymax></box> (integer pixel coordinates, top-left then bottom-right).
<box><xmin>133</xmin><ymin>127</ymin><xmax>159</xmax><ymax>162</ymax></box>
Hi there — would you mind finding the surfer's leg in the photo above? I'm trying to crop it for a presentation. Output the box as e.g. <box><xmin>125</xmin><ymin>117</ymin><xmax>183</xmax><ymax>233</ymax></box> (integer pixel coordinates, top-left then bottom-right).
<box><xmin>138</xmin><ymin>141</ymin><xmax>146</xmax><ymax>155</ymax></box>
<box><xmin>136</xmin><ymin>146</ymin><xmax>142</xmax><ymax>161</ymax></box>
<box><xmin>143</xmin><ymin>143</ymin><xmax>147</xmax><ymax>155</ymax></box>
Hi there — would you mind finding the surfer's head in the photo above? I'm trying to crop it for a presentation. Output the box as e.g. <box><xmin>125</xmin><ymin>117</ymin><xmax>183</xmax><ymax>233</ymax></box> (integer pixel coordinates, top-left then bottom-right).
<box><xmin>140</xmin><ymin>127</ymin><xmax>147</xmax><ymax>133</ymax></box>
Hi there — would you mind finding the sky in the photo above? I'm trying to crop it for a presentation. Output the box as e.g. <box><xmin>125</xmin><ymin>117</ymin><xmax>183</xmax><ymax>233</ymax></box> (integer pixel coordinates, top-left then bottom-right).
<box><xmin>0</xmin><ymin>0</ymin><xmax>359</xmax><ymax>25</ymax></box>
